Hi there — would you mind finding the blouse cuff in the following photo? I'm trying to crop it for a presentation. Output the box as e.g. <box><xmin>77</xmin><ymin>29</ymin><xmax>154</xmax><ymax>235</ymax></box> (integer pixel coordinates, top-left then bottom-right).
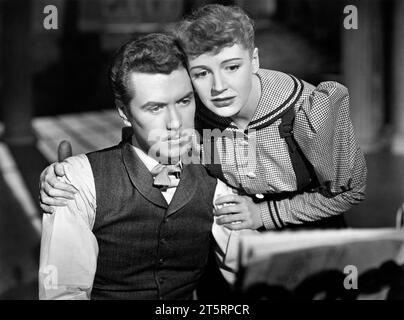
<box><xmin>260</xmin><ymin>201</ymin><xmax>284</xmax><ymax>230</ymax></box>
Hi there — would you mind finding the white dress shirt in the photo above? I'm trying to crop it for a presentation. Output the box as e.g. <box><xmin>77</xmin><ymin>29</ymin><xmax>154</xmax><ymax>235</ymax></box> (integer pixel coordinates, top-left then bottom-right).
<box><xmin>39</xmin><ymin>145</ymin><xmax>258</xmax><ymax>300</ymax></box>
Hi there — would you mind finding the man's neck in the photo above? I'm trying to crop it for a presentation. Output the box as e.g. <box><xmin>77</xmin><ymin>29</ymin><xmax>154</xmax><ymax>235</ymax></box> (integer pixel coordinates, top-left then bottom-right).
<box><xmin>130</xmin><ymin>136</ymin><xmax>184</xmax><ymax>165</ymax></box>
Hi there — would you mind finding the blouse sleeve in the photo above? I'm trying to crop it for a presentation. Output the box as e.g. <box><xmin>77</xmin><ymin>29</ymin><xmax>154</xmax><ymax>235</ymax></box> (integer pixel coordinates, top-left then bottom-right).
<box><xmin>294</xmin><ymin>81</ymin><xmax>367</xmax><ymax>198</ymax></box>
<box><xmin>260</xmin><ymin>81</ymin><xmax>367</xmax><ymax>230</ymax></box>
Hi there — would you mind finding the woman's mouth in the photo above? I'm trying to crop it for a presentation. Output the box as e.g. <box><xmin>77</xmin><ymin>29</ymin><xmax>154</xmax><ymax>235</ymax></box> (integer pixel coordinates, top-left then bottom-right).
<box><xmin>211</xmin><ymin>97</ymin><xmax>235</xmax><ymax>108</ymax></box>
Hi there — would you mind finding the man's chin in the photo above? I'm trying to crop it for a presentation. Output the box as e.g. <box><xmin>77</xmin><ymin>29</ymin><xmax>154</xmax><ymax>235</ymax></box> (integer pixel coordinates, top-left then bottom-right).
<box><xmin>153</xmin><ymin>144</ymin><xmax>192</xmax><ymax>164</ymax></box>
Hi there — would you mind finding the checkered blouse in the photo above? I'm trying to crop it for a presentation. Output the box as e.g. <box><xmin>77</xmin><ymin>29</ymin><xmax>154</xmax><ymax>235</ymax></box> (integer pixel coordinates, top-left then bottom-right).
<box><xmin>196</xmin><ymin>69</ymin><xmax>367</xmax><ymax>230</ymax></box>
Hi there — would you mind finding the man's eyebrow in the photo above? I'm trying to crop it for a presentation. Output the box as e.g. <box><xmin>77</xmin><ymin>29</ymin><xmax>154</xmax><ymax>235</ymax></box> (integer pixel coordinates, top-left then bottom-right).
<box><xmin>189</xmin><ymin>58</ymin><xmax>243</xmax><ymax>71</ymax></box>
<box><xmin>140</xmin><ymin>101</ymin><xmax>166</xmax><ymax>109</ymax></box>
<box><xmin>176</xmin><ymin>91</ymin><xmax>194</xmax><ymax>103</ymax></box>
<box><xmin>140</xmin><ymin>92</ymin><xmax>194</xmax><ymax>108</ymax></box>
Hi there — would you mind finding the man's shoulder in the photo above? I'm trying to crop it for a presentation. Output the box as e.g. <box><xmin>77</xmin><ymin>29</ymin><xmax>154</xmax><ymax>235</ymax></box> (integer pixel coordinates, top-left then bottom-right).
<box><xmin>87</xmin><ymin>141</ymin><xmax>125</xmax><ymax>162</ymax></box>
<box><xmin>86</xmin><ymin>143</ymin><xmax>122</xmax><ymax>160</ymax></box>
<box><xmin>61</xmin><ymin>143</ymin><xmax>123</xmax><ymax>181</ymax></box>
<box><xmin>63</xmin><ymin>154</ymin><xmax>90</xmax><ymax>171</ymax></box>
<box><xmin>61</xmin><ymin>154</ymin><xmax>95</xmax><ymax>195</ymax></box>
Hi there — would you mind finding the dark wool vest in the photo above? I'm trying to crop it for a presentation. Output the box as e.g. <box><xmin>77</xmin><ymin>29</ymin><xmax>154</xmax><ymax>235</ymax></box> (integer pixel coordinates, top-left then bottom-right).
<box><xmin>87</xmin><ymin>141</ymin><xmax>217</xmax><ymax>300</ymax></box>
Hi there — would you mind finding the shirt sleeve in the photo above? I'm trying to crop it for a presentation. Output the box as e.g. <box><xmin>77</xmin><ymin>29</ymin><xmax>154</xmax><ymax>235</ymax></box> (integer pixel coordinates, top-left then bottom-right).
<box><xmin>38</xmin><ymin>154</ymin><xmax>98</xmax><ymax>300</ymax></box>
<box><xmin>211</xmin><ymin>179</ymin><xmax>260</xmax><ymax>284</ymax></box>
<box><xmin>261</xmin><ymin>81</ymin><xmax>367</xmax><ymax>229</ymax></box>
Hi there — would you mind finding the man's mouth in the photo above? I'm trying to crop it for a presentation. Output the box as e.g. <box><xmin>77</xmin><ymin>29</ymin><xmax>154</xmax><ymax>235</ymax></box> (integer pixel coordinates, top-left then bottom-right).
<box><xmin>166</xmin><ymin>135</ymin><xmax>189</xmax><ymax>145</ymax></box>
<box><xmin>211</xmin><ymin>96</ymin><xmax>236</xmax><ymax>108</ymax></box>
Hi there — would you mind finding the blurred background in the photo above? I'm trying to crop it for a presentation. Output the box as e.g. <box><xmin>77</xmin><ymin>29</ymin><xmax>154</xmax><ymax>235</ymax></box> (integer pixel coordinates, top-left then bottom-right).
<box><xmin>0</xmin><ymin>0</ymin><xmax>403</xmax><ymax>299</ymax></box>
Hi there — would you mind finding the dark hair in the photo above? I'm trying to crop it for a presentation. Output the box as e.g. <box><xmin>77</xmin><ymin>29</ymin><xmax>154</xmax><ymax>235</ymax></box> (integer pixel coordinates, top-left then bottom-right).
<box><xmin>175</xmin><ymin>4</ymin><xmax>255</xmax><ymax>59</ymax></box>
<box><xmin>109</xmin><ymin>33</ymin><xmax>187</xmax><ymax>111</ymax></box>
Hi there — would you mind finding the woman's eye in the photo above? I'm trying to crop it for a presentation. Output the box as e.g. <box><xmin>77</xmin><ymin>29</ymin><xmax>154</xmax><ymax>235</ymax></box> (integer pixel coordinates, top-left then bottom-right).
<box><xmin>194</xmin><ymin>70</ymin><xmax>209</xmax><ymax>78</ymax></box>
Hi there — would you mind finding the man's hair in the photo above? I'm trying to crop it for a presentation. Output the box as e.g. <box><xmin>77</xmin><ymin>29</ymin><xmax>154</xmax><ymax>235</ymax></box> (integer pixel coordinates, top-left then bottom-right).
<box><xmin>109</xmin><ymin>33</ymin><xmax>187</xmax><ymax>111</ymax></box>
<box><xmin>175</xmin><ymin>4</ymin><xmax>255</xmax><ymax>59</ymax></box>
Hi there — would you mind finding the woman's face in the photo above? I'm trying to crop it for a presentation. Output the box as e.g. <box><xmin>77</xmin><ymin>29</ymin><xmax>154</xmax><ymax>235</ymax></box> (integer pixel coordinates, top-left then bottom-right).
<box><xmin>187</xmin><ymin>44</ymin><xmax>259</xmax><ymax>119</ymax></box>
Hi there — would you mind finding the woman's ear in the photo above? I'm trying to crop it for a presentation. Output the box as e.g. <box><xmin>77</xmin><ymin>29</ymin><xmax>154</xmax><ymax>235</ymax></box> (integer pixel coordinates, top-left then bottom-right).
<box><xmin>117</xmin><ymin>103</ymin><xmax>132</xmax><ymax>127</ymax></box>
<box><xmin>252</xmin><ymin>47</ymin><xmax>260</xmax><ymax>73</ymax></box>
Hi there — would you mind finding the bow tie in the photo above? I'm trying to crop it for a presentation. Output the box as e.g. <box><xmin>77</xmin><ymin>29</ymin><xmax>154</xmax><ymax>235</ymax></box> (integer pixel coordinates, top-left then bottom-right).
<box><xmin>151</xmin><ymin>163</ymin><xmax>182</xmax><ymax>189</ymax></box>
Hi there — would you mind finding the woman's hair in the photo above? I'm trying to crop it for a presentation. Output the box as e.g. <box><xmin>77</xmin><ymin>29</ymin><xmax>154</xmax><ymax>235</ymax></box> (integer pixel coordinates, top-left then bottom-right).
<box><xmin>175</xmin><ymin>4</ymin><xmax>255</xmax><ymax>59</ymax></box>
<box><xmin>109</xmin><ymin>33</ymin><xmax>187</xmax><ymax>111</ymax></box>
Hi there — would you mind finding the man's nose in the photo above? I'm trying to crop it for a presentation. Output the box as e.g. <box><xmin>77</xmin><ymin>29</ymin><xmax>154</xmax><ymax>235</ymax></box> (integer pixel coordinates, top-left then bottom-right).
<box><xmin>211</xmin><ymin>72</ymin><xmax>227</xmax><ymax>96</ymax></box>
<box><xmin>166</xmin><ymin>106</ymin><xmax>182</xmax><ymax>131</ymax></box>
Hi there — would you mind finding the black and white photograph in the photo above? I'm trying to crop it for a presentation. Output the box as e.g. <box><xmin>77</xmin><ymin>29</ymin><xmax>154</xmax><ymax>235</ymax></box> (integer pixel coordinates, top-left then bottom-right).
<box><xmin>1</xmin><ymin>0</ymin><xmax>404</xmax><ymax>306</ymax></box>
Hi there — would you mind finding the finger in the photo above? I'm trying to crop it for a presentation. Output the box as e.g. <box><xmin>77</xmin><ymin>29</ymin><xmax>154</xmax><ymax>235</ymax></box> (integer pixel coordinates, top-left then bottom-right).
<box><xmin>49</xmin><ymin>179</ymin><xmax>77</xmax><ymax>195</ymax></box>
<box><xmin>214</xmin><ymin>204</ymin><xmax>242</xmax><ymax>216</ymax></box>
<box><xmin>58</xmin><ymin>140</ymin><xmax>72</xmax><ymax>162</ymax></box>
<box><xmin>39</xmin><ymin>169</ymin><xmax>46</xmax><ymax>181</ymax></box>
<box><xmin>40</xmin><ymin>204</ymin><xmax>55</xmax><ymax>215</ymax></box>
<box><xmin>46</xmin><ymin>187</ymin><xmax>76</xmax><ymax>200</ymax></box>
<box><xmin>54</xmin><ymin>162</ymin><xmax>66</xmax><ymax>177</ymax></box>
<box><xmin>46</xmin><ymin>178</ymin><xmax>77</xmax><ymax>195</ymax></box>
<box><xmin>40</xmin><ymin>191</ymin><xmax>68</xmax><ymax>206</ymax></box>
<box><xmin>223</xmin><ymin>221</ymin><xmax>251</xmax><ymax>231</ymax></box>
<box><xmin>215</xmin><ymin>194</ymin><xmax>242</xmax><ymax>206</ymax></box>
<box><xmin>40</xmin><ymin>164</ymin><xmax>55</xmax><ymax>183</ymax></box>
<box><xmin>216</xmin><ymin>213</ymin><xmax>244</xmax><ymax>225</ymax></box>
<box><xmin>43</xmin><ymin>164</ymin><xmax>58</xmax><ymax>186</ymax></box>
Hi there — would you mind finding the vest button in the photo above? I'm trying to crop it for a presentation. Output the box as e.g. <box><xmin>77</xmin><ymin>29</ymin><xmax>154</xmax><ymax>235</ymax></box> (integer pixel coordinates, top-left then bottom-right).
<box><xmin>159</xmin><ymin>258</ymin><xmax>164</xmax><ymax>264</ymax></box>
<box><xmin>159</xmin><ymin>277</ymin><xmax>165</xmax><ymax>284</ymax></box>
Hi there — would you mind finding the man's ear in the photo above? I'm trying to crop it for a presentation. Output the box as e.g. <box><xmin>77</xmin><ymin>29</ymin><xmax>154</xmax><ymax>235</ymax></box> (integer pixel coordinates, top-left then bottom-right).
<box><xmin>252</xmin><ymin>47</ymin><xmax>260</xmax><ymax>74</ymax></box>
<box><xmin>117</xmin><ymin>103</ymin><xmax>132</xmax><ymax>127</ymax></box>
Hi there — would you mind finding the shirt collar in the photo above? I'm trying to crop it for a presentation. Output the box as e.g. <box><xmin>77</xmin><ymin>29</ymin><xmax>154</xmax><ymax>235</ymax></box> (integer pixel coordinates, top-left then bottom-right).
<box><xmin>132</xmin><ymin>146</ymin><xmax>160</xmax><ymax>173</ymax></box>
<box><xmin>132</xmin><ymin>146</ymin><xmax>183</xmax><ymax>172</ymax></box>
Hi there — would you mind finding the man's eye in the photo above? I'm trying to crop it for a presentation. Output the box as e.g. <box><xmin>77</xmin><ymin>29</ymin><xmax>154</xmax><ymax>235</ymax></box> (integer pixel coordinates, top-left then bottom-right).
<box><xmin>226</xmin><ymin>64</ymin><xmax>240</xmax><ymax>72</ymax></box>
<box><xmin>150</xmin><ymin>106</ymin><xmax>164</xmax><ymax>113</ymax></box>
<box><xmin>179</xmin><ymin>98</ymin><xmax>191</xmax><ymax>106</ymax></box>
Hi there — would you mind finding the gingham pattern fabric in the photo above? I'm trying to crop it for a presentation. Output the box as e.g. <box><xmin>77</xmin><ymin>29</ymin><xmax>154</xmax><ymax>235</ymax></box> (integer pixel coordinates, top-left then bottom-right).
<box><xmin>197</xmin><ymin>69</ymin><xmax>367</xmax><ymax>230</ymax></box>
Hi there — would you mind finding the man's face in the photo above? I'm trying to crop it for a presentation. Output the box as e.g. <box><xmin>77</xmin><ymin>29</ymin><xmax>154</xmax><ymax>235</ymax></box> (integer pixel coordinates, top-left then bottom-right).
<box><xmin>188</xmin><ymin>44</ymin><xmax>259</xmax><ymax>118</ymax></box>
<box><xmin>119</xmin><ymin>67</ymin><xmax>195</xmax><ymax>163</ymax></box>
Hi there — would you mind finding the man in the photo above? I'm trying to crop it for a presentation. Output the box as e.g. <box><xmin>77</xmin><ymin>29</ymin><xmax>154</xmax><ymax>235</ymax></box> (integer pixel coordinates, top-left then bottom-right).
<box><xmin>39</xmin><ymin>33</ymin><xmax>244</xmax><ymax>300</ymax></box>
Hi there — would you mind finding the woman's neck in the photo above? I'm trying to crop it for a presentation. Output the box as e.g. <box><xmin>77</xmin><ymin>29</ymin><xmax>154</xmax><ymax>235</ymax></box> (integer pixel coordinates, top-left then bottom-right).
<box><xmin>231</xmin><ymin>73</ymin><xmax>261</xmax><ymax>131</ymax></box>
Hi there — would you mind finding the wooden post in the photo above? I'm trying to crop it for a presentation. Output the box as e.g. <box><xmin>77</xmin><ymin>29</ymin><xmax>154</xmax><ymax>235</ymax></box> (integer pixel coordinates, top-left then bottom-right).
<box><xmin>342</xmin><ymin>0</ymin><xmax>385</xmax><ymax>153</ymax></box>
<box><xmin>0</xmin><ymin>0</ymin><xmax>35</xmax><ymax>145</ymax></box>
<box><xmin>391</xmin><ymin>0</ymin><xmax>404</xmax><ymax>154</ymax></box>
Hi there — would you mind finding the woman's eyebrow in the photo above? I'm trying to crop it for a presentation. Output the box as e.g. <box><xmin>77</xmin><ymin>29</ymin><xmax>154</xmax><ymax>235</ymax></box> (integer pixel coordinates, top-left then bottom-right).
<box><xmin>189</xmin><ymin>65</ymin><xmax>208</xmax><ymax>71</ymax></box>
<box><xmin>220</xmin><ymin>58</ymin><xmax>243</xmax><ymax>64</ymax></box>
